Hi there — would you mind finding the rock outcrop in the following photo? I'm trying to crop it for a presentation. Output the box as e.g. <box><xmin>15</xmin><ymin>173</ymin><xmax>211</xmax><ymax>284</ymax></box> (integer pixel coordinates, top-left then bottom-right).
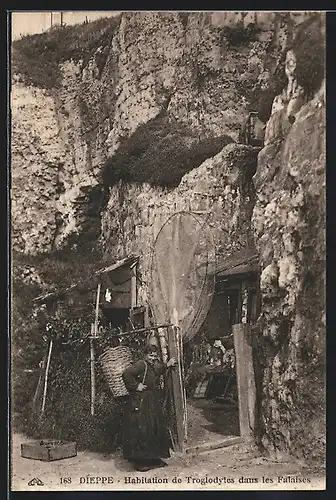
<box><xmin>251</xmin><ymin>79</ymin><xmax>325</xmax><ymax>460</ymax></box>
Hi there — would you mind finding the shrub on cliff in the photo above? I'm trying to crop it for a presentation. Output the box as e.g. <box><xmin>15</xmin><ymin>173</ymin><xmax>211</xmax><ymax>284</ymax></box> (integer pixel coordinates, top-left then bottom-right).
<box><xmin>257</xmin><ymin>13</ymin><xmax>325</xmax><ymax>123</ymax></box>
<box><xmin>220</xmin><ymin>23</ymin><xmax>261</xmax><ymax>48</ymax></box>
<box><xmin>102</xmin><ymin>115</ymin><xmax>234</xmax><ymax>188</ymax></box>
<box><xmin>290</xmin><ymin>13</ymin><xmax>325</xmax><ymax>99</ymax></box>
<box><xmin>12</xmin><ymin>15</ymin><xmax>121</xmax><ymax>89</ymax></box>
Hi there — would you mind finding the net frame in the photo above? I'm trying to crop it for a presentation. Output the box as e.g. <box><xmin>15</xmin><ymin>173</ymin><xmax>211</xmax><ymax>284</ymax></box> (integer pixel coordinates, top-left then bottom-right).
<box><xmin>148</xmin><ymin>211</ymin><xmax>216</xmax><ymax>343</ymax></box>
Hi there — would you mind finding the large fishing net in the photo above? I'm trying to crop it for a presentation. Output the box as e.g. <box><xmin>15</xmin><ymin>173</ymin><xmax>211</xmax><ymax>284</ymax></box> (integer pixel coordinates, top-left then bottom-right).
<box><xmin>149</xmin><ymin>211</ymin><xmax>216</xmax><ymax>443</ymax></box>
<box><xmin>149</xmin><ymin>211</ymin><xmax>216</xmax><ymax>343</ymax></box>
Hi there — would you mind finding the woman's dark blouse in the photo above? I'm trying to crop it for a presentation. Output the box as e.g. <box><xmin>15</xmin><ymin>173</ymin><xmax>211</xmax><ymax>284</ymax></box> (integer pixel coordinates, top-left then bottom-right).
<box><xmin>122</xmin><ymin>360</ymin><xmax>166</xmax><ymax>392</ymax></box>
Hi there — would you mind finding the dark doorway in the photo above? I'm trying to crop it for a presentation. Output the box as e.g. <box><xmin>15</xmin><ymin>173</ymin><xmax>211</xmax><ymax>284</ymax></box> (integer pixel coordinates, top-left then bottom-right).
<box><xmin>183</xmin><ymin>268</ymin><xmax>260</xmax><ymax>450</ymax></box>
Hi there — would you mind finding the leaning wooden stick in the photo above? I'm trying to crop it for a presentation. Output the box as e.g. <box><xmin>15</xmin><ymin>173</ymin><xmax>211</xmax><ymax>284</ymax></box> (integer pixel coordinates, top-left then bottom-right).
<box><xmin>32</xmin><ymin>356</ymin><xmax>45</xmax><ymax>411</ymax></box>
<box><xmin>41</xmin><ymin>339</ymin><xmax>53</xmax><ymax>415</ymax></box>
<box><xmin>90</xmin><ymin>329</ymin><xmax>95</xmax><ymax>416</ymax></box>
<box><xmin>167</xmin><ymin>311</ymin><xmax>187</xmax><ymax>453</ymax></box>
<box><xmin>90</xmin><ymin>283</ymin><xmax>101</xmax><ymax>416</ymax></box>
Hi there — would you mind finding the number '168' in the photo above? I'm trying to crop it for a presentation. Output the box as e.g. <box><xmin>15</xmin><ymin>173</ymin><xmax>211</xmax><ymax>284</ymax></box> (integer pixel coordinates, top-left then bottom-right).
<box><xmin>60</xmin><ymin>477</ymin><xmax>72</xmax><ymax>484</ymax></box>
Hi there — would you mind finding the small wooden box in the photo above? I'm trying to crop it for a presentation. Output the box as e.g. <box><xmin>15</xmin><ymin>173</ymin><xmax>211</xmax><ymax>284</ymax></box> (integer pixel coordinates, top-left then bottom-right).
<box><xmin>21</xmin><ymin>440</ymin><xmax>77</xmax><ymax>461</ymax></box>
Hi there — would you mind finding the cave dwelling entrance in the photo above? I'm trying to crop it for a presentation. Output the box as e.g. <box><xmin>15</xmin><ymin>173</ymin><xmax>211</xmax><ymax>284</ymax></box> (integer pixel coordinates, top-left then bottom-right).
<box><xmin>148</xmin><ymin>211</ymin><xmax>261</xmax><ymax>454</ymax></box>
<box><xmin>181</xmin><ymin>257</ymin><xmax>261</xmax><ymax>454</ymax></box>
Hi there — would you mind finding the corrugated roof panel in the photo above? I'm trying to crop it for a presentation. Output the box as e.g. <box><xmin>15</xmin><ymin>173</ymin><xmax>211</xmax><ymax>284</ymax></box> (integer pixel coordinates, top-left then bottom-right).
<box><xmin>214</xmin><ymin>249</ymin><xmax>259</xmax><ymax>277</ymax></box>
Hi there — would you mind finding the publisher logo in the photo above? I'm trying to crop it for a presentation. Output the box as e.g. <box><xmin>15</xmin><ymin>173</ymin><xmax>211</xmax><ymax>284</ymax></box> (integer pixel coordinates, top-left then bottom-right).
<box><xmin>28</xmin><ymin>477</ymin><xmax>44</xmax><ymax>486</ymax></box>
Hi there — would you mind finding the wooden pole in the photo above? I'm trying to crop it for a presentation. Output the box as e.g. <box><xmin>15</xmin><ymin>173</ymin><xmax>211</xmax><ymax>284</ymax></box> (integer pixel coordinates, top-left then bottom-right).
<box><xmin>177</xmin><ymin>325</ymin><xmax>188</xmax><ymax>440</ymax></box>
<box><xmin>144</xmin><ymin>305</ymin><xmax>150</xmax><ymax>328</ymax></box>
<box><xmin>167</xmin><ymin>324</ymin><xmax>186</xmax><ymax>453</ymax></box>
<box><xmin>90</xmin><ymin>283</ymin><xmax>101</xmax><ymax>416</ymax></box>
<box><xmin>108</xmin><ymin>323</ymin><xmax>173</xmax><ymax>337</ymax></box>
<box><xmin>32</xmin><ymin>357</ymin><xmax>45</xmax><ymax>410</ymax></box>
<box><xmin>186</xmin><ymin>436</ymin><xmax>243</xmax><ymax>454</ymax></box>
<box><xmin>158</xmin><ymin>328</ymin><xmax>168</xmax><ymax>363</ymax></box>
<box><xmin>244</xmin><ymin>325</ymin><xmax>257</xmax><ymax>434</ymax></box>
<box><xmin>90</xmin><ymin>335</ymin><xmax>95</xmax><ymax>416</ymax></box>
<box><xmin>131</xmin><ymin>265</ymin><xmax>137</xmax><ymax>309</ymax></box>
<box><xmin>94</xmin><ymin>283</ymin><xmax>101</xmax><ymax>333</ymax></box>
<box><xmin>232</xmin><ymin>323</ymin><xmax>249</xmax><ymax>437</ymax></box>
<box><xmin>41</xmin><ymin>339</ymin><xmax>53</xmax><ymax>414</ymax></box>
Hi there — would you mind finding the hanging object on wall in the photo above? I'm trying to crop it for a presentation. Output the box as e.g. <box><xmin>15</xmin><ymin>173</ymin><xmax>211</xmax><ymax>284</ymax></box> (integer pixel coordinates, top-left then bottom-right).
<box><xmin>239</xmin><ymin>111</ymin><xmax>265</xmax><ymax>147</ymax></box>
<box><xmin>149</xmin><ymin>211</ymin><xmax>216</xmax><ymax>343</ymax></box>
<box><xmin>146</xmin><ymin>329</ymin><xmax>160</xmax><ymax>348</ymax></box>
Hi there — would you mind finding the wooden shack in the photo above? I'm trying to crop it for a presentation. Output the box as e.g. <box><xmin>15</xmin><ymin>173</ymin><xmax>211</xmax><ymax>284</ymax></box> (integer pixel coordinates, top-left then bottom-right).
<box><xmin>33</xmin><ymin>255</ymin><xmax>144</xmax><ymax>328</ymax></box>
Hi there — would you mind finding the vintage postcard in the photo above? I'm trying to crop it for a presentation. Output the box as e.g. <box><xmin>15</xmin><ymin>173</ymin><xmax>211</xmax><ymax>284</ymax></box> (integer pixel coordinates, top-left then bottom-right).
<box><xmin>9</xmin><ymin>10</ymin><xmax>326</xmax><ymax>492</ymax></box>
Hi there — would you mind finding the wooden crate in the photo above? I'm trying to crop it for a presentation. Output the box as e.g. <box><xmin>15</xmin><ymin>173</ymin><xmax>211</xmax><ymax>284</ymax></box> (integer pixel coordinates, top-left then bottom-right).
<box><xmin>21</xmin><ymin>440</ymin><xmax>77</xmax><ymax>461</ymax></box>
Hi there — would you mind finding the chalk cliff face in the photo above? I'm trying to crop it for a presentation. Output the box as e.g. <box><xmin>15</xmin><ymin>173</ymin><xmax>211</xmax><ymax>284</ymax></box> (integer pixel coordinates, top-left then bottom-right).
<box><xmin>11</xmin><ymin>11</ymin><xmax>325</xmax><ymax>460</ymax></box>
<box><xmin>11</xmin><ymin>83</ymin><xmax>65</xmax><ymax>254</ymax></box>
<box><xmin>11</xmin><ymin>11</ymin><xmax>311</xmax><ymax>254</ymax></box>
<box><xmin>252</xmin><ymin>81</ymin><xmax>325</xmax><ymax>459</ymax></box>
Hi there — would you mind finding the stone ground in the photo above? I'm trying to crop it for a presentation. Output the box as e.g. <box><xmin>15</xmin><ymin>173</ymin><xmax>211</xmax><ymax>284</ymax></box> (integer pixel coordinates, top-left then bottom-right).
<box><xmin>186</xmin><ymin>398</ymin><xmax>240</xmax><ymax>447</ymax></box>
<box><xmin>10</xmin><ymin>432</ymin><xmax>325</xmax><ymax>492</ymax></box>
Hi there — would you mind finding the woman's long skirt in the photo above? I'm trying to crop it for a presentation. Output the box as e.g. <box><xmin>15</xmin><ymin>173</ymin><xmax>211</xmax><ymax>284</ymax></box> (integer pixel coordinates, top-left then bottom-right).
<box><xmin>122</xmin><ymin>389</ymin><xmax>171</xmax><ymax>460</ymax></box>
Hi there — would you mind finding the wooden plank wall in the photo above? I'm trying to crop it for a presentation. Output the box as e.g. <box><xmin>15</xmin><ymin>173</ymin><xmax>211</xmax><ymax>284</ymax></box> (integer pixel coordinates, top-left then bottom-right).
<box><xmin>232</xmin><ymin>323</ymin><xmax>257</xmax><ymax>439</ymax></box>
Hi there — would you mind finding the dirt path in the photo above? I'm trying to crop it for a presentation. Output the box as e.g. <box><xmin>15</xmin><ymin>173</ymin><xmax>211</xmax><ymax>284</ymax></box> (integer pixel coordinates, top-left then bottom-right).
<box><xmin>10</xmin><ymin>433</ymin><xmax>325</xmax><ymax>491</ymax></box>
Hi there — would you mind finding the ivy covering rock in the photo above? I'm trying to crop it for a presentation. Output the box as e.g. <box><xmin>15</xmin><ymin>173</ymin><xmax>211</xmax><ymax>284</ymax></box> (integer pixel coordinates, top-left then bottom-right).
<box><xmin>102</xmin><ymin>114</ymin><xmax>234</xmax><ymax>188</ymax></box>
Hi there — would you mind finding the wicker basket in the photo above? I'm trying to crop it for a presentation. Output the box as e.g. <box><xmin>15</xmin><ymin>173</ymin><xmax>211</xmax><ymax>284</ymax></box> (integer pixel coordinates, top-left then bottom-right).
<box><xmin>99</xmin><ymin>346</ymin><xmax>134</xmax><ymax>397</ymax></box>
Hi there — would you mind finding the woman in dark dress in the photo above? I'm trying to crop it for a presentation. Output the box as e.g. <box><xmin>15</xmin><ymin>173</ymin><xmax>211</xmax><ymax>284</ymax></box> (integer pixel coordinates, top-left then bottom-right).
<box><xmin>122</xmin><ymin>344</ymin><xmax>176</xmax><ymax>472</ymax></box>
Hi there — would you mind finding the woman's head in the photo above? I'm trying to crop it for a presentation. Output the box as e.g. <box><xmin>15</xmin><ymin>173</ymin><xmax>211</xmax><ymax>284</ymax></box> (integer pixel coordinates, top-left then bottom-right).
<box><xmin>143</xmin><ymin>344</ymin><xmax>160</xmax><ymax>364</ymax></box>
